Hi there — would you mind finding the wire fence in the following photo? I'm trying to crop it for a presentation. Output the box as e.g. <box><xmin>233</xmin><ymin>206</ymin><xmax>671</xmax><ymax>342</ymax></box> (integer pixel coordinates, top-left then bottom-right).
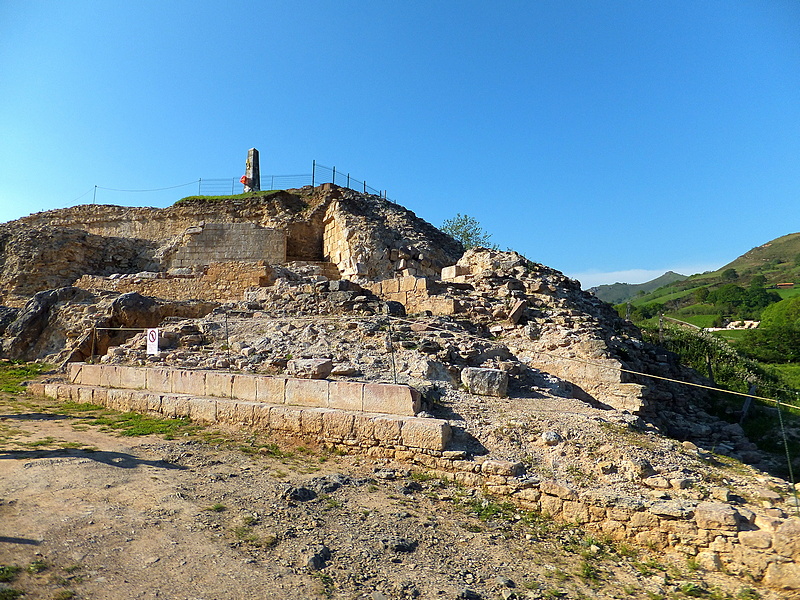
<box><xmin>61</xmin><ymin>161</ymin><xmax>392</xmax><ymax>208</ymax></box>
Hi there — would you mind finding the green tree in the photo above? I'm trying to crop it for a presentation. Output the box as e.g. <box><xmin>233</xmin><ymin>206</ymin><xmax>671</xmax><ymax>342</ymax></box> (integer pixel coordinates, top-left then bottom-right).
<box><xmin>721</xmin><ymin>268</ymin><xmax>738</xmax><ymax>281</ymax></box>
<box><xmin>441</xmin><ymin>214</ymin><xmax>496</xmax><ymax>250</ymax></box>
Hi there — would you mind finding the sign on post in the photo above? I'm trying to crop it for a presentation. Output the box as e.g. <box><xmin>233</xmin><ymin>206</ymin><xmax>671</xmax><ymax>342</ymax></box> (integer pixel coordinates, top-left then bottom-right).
<box><xmin>146</xmin><ymin>328</ymin><xmax>160</xmax><ymax>355</ymax></box>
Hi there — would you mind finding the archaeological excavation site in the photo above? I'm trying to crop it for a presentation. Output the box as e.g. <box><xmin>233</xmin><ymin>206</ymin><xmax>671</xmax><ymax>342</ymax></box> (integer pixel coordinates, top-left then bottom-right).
<box><xmin>1</xmin><ymin>180</ymin><xmax>799</xmax><ymax>599</ymax></box>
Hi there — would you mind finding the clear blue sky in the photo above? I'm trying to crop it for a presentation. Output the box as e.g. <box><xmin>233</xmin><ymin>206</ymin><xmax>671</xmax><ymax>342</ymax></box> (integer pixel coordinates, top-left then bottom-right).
<box><xmin>2</xmin><ymin>1</ymin><xmax>799</xmax><ymax>288</ymax></box>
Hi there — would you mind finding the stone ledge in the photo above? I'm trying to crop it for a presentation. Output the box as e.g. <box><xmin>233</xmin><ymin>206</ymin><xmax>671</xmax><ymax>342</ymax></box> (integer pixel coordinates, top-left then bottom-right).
<box><xmin>66</xmin><ymin>363</ymin><xmax>419</xmax><ymax>417</ymax></box>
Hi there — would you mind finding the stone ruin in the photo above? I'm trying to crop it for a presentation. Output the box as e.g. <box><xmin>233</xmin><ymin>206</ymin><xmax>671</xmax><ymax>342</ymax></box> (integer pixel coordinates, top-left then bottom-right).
<box><xmin>1</xmin><ymin>183</ymin><xmax>799</xmax><ymax>593</ymax></box>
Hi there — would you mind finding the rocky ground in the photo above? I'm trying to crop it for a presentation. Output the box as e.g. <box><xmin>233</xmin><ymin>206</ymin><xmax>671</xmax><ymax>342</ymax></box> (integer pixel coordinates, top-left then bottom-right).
<box><xmin>0</xmin><ymin>381</ymin><xmax>792</xmax><ymax>600</ymax></box>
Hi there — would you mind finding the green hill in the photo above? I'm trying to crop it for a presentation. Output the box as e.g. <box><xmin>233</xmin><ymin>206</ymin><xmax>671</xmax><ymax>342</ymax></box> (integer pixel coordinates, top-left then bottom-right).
<box><xmin>614</xmin><ymin>232</ymin><xmax>800</xmax><ymax>331</ymax></box>
<box><xmin>589</xmin><ymin>271</ymin><xmax>687</xmax><ymax>304</ymax></box>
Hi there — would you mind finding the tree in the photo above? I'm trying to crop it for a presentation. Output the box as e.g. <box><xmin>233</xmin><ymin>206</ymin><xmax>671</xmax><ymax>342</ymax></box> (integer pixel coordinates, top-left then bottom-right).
<box><xmin>440</xmin><ymin>213</ymin><xmax>497</xmax><ymax>250</ymax></box>
<box><xmin>721</xmin><ymin>268</ymin><xmax>738</xmax><ymax>281</ymax></box>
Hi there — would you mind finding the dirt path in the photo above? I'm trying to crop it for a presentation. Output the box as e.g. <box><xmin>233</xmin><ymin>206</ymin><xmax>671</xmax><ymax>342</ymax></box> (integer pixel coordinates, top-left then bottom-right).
<box><xmin>0</xmin><ymin>392</ymin><xmax>781</xmax><ymax>600</ymax></box>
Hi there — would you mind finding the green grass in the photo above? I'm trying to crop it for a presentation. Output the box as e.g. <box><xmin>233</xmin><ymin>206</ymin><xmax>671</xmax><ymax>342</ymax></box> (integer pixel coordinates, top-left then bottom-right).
<box><xmin>174</xmin><ymin>190</ymin><xmax>282</xmax><ymax>205</ymax></box>
<box><xmin>710</xmin><ymin>329</ymin><xmax>750</xmax><ymax>342</ymax></box>
<box><xmin>88</xmin><ymin>412</ymin><xmax>198</xmax><ymax>437</ymax></box>
<box><xmin>0</xmin><ymin>362</ymin><xmax>49</xmax><ymax>393</ymax></box>
<box><xmin>0</xmin><ymin>565</ymin><xmax>21</xmax><ymax>583</ymax></box>
<box><xmin>766</xmin><ymin>363</ymin><xmax>800</xmax><ymax>390</ymax></box>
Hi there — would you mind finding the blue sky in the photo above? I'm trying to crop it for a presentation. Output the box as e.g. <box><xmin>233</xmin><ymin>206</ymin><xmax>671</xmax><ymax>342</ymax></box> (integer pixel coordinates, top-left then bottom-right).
<box><xmin>1</xmin><ymin>1</ymin><xmax>798</xmax><ymax>288</ymax></box>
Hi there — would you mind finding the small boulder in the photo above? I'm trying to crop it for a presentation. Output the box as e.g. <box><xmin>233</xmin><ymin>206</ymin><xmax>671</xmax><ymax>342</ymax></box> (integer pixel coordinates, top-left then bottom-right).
<box><xmin>286</xmin><ymin>358</ymin><xmax>333</xmax><ymax>379</ymax></box>
<box><xmin>461</xmin><ymin>367</ymin><xmax>509</xmax><ymax>397</ymax></box>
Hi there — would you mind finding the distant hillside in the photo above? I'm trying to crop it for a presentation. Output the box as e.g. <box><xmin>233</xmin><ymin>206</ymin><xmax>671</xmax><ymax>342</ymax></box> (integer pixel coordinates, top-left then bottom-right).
<box><xmin>720</xmin><ymin>232</ymin><xmax>800</xmax><ymax>273</ymax></box>
<box><xmin>590</xmin><ymin>271</ymin><xmax>687</xmax><ymax>304</ymax></box>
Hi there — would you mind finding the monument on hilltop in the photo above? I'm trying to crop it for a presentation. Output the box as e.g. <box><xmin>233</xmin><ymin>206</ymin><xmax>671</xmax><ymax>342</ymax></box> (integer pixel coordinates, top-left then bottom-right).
<box><xmin>240</xmin><ymin>148</ymin><xmax>260</xmax><ymax>192</ymax></box>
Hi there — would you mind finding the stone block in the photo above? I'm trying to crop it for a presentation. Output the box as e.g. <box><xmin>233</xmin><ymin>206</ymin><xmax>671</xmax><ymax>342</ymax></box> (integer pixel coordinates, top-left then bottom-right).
<box><xmin>252</xmin><ymin>403</ymin><xmax>271</xmax><ymax>429</ymax></box>
<box><xmin>301</xmin><ymin>408</ymin><xmax>327</xmax><ymax>435</ymax></box>
<box><xmin>507</xmin><ymin>299</ymin><xmax>527</xmax><ymax>324</ymax></box>
<box><xmin>66</xmin><ymin>362</ymin><xmax>83</xmax><ymax>384</ymax></box>
<box><xmin>399</xmin><ymin>276</ymin><xmax>418</xmax><ymax>292</ymax></box>
<box><xmin>100</xmin><ymin>365</ymin><xmax>122</xmax><ymax>388</ymax></box>
<box><xmin>540</xmin><ymin>481</ymin><xmax>579</xmax><ymax>501</ymax></box>
<box><xmin>441</xmin><ymin>265</ymin><xmax>469</xmax><ymax>280</ymax></box>
<box><xmin>286</xmin><ymin>358</ymin><xmax>333</xmax><ymax>379</ymax></box>
<box><xmin>764</xmin><ymin>561</ymin><xmax>800</xmax><ymax>591</ymax></box>
<box><xmin>351</xmin><ymin>413</ymin><xmax>375</xmax><ymax>441</ymax></box>
<box><xmin>206</xmin><ymin>371</ymin><xmax>234</xmax><ymax>398</ymax></box>
<box><xmin>232</xmin><ymin>374</ymin><xmax>259</xmax><ymax>402</ymax></box>
<box><xmin>43</xmin><ymin>383</ymin><xmax>59</xmax><ymax>399</ymax></box>
<box><xmin>188</xmin><ymin>397</ymin><xmax>217</xmax><ymax>424</ymax></box>
<box><xmin>371</xmin><ymin>415</ymin><xmax>404</xmax><ymax>444</ymax></box>
<box><xmin>285</xmin><ymin>378</ymin><xmax>329</xmax><ymax>408</ymax></box>
<box><xmin>401</xmin><ymin>418</ymin><xmax>452</xmax><ymax>451</ymax></box>
<box><xmin>425</xmin><ymin>298</ymin><xmax>458</xmax><ymax>316</ymax></box>
<box><xmin>460</xmin><ymin>367</ymin><xmax>508</xmax><ymax>397</ymax></box>
<box><xmin>322</xmin><ymin>410</ymin><xmax>354</xmax><ymax>440</ymax></box>
<box><xmin>128</xmin><ymin>391</ymin><xmax>153</xmax><ymax>413</ymax></box>
<box><xmin>382</xmin><ymin>278</ymin><xmax>400</xmax><ymax>294</ymax></box>
<box><xmin>145</xmin><ymin>393</ymin><xmax>163</xmax><ymax>414</ymax></box>
<box><xmin>161</xmin><ymin>394</ymin><xmax>190</xmax><ymax>418</ymax></box>
<box><xmin>268</xmin><ymin>406</ymin><xmax>302</xmax><ymax>433</ymax></box>
<box><xmin>695</xmin><ymin>502</ymin><xmax>738</xmax><ymax>530</ymax></box>
<box><xmin>93</xmin><ymin>387</ymin><xmax>108</xmax><ymax>405</ymax></box>
<box><xmin>773</xmin><ymin>518</ymin><xmax>800</xmax><ymax>559</ymax></box>
<box><xmin>328</xmin><ymin>381</ymin><xmax>364</xmax><ymax>411</ymax></box>
<box><xmin>26</xmin><ymin>382</ymin><xmax>45</xmax><ymax>396</ymax></box>
<box><xmin>695</xmin><ymin>551</ymin><xmax>721</xmax><ymax>572</ymax></box>
<box><xmin>76</xmin><ymin>363</ymin><xmax>102</xmax><ymax>386</ymax></box>
<box><xmin>106</xmin><ymin>388</ymin><xmax>132</xmax><ymax>412</ymax></box>
<box><xmin>77</xmin><ymin>386</ymin><xmax>96</xmax><ymax>404</ymax></box>
<box><xmin>118</xmin><ymin>366</ymin><xmax>146</xmax><ymax>390</ymax></box>
<box><xmin>738</xmin><ymin>530</ymin><xmax>772</xmax><ymax>549</ymax></box>
<box><xmin>146</xmin><ymin>368</ymin><xmax>173</xmax><ymax>394</ymax></box>
<box><xmin>363</xmin><ymin>383</ymin><xmax>420</xmax><ymax>416</ymax></box>
<box><xmin>257</xmin><ymin>376</ymin><xmax>285</xmax><ymax>403</ymax></box>
<box><xmin>480</xmin><ymin>459</ymin><xmax>524</xmax><ymax>477</ymax></box>
<box><xmin>171</xmin><ymin>370</ymin><xmax>206</xmax><ymax>396</ymax></box>
<box><xmin>561</xmin><ymin>500</ymin><xmax>589</xmax><ymax>524</ymax></box>
<box><xmin>540</xmin><ymin>494</ymin><xmax>563</xmax><ymax>517</ymax></box>
<box><xmin>629</xmin><ymin>511</ymin><xmax>659</xmax><ymax>528</ymax></box>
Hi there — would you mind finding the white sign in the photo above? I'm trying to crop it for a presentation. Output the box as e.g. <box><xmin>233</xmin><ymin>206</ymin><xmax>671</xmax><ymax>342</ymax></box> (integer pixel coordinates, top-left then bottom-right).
<box><xmin>146</xmin><ymin>328</ymin><xmax>159</xmax><ymax>355</ymax></box>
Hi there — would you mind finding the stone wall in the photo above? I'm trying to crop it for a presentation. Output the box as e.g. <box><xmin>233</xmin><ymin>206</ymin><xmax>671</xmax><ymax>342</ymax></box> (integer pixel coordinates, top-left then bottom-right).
<box><xmin>167</xmin><ymin>223</ymin><xmax>286</xmax><ymax>268</ymax></box>
<box><xmin>367</xmin><ymin>276</ymin><xmax>459</xmax><ymax>315</ymax></box>
<box><xmin>74</xmin><ymin>261</ymin><xmax>274</xmax><ymax>302</ymax></box>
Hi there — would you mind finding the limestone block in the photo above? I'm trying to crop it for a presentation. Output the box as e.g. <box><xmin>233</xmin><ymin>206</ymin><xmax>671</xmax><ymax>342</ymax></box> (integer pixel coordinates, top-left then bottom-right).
<box><xmin>118</xmin><ymin>366</ymin><xmax>146</xmax><ymax>390</ymax></box>
<box><xmin>773</xmin><ymin>518</ymin><xmax>800</xmax><ymax>559</ymax></box>
<box><xmin>441</xmin><ymin>265</ymin><xmax>469</xmax><ymax>280</ymax></box>
<box><xmin>695</xmin><ymin>502</ymin><xmax>739</xmax><ymax>530</ymax></box>
<box><xmin>401</xmin><ymin>418</ymin><xmax>452</xmax><ymax>451</ymax></box>
<box><xmin>562</xmin><ymin>500</ymin><xmax>589</xmax><ymax>524</ymax></box>
<box><xmin>171</xmin><ymin>370</ymin><xmax>206</xmax><ymax>396</ymax></box>
<box><xmin>382</xmin><ymin>278</ymin><xmax>400</xmax><ymax>294</ymax></box>
<box><xmin>66</xmin><ymin>362</ymin><xmax>83</xmax><ymax>384</ymax></box>
<box><xmin>507</xmin><ymin>299</ymin><xmax>527</xmax><ymax>324</ymax></box>
<box><xmin>634</xmin><ymin>530</ymin><xmax>666</xmax><ymax>549</ymax></box>
<box><xmin>93</xmin><ymin>387</ymin><xmax>108</xmax><ymax>405</ymax></box>
<box><xmin>106</xmin><ymin>388</ymin><xmax>133</xmax><ymax>412</ymax></box>
<box><xmin>206</xmin><ymin>372</ymin><xmax>234</xmax><ymax>398</ymax></box>
<box><xmin>285</xmin><ymin>379</ymin><xmax>329</xmax><ymax>408</ymax></box>
<box><xmin>145</xmin><ymin>393</ymin><xmax>163</xmax><ymax>414</ymax></box>
<box><xmin>301</xmin><ymin>408</ymin><xmax>327</xmax><ymax>435</ymax></box>
<box><xmin>286</xmin><ymin>358</ymin><xmax>333</xmax><ymax>379</ymax></box>
<box><xmin>77</xmin><ymin>363</ymin><xmax>102</xmax><ymax>386</ymax></box>
<box><xmin>252</xmin><ymin>403</ymin><xmax>271</xmax><ymax>429</ymax></box>
<box><xmin>540</xmin><ymin>494</ymin><xmax>564</xmax><ymax>517</ymax></box>
<box><xmin>629</xmin><ymin>511</ymin><xmax>659</xmax><ymax>528</ymax></box>
<box><xmin>351</xmin><ymin>413</ymin><xmax>375</xmax><ymax>441</ymax></box>
<box><xmin>328</xmin><ymin>381</ymin><xmax>364</xmax><ymax>411</ymax></box>
<box><xmin>764</xmin><ymin>561</ymin><xmax>800</xmax><ymax>591</ymax></box>
<box><xmin>232</xmin><ymin>374</ymin><xmax>259</xmax><ymax>402</ymax></box>
<box><xmin>695</xmin><ymin>551</ymin><xmax>721</xmax><ymax>572</ymax></box>
<box><xmin>161</xmin><ymin>394</ymin><xmax>190</xmax><ymax>418</ymax></box>
<box><xmin>399</xmin><ymin>276</ymin><xmax>418</xmax><ymax>292</ymax></box>
<box><xmin>268</xmin><ymin>406</ymin><xmax>302</xmax><ymax>433</ymax></box>
<box><xmin>514</xmin><ymin>487</ymin><xmax>541</xmax><ymax>505</ymax></box>
<box><xmin>371</xmin><ymin>415</ymin><xmax>404</xmax><ymax>444</ymax></box>
<box><xmin>100</xmin><ymin>365</ymin><xmax>122</xmax><ymax>388</ymax></box>
<box><xmin>460</xmin><ymin>367</ymin><xmax>508</xmax><ymax>398</ymax></box>
<box><xmin>480</xmin><ymin>459</ymin><xmax>524</xmax><ymax>477</ymax></box>
<box><xmin>214</xmin><ymin>400</ymin><xmax>244</xmax><ymax>425</ymax></box>
<box><xmin>738</xmin><ymin>530</ymin><xmax>772</xmax><ymax>549</ymax></box>
<box><xmin>128</xmin><ymin>391</ymin><xmax>153</xmax><ymax>413</ymax></box>
<box><xmin>77</xmin><ymin>386</ymin><xmax>95</xmax><ymax>404</ymax></box>
<box><xmin>363</xmin><ymin>384</ymin><xmax>421</xmax><ymax>416</ymax></box>
<box><xmin>540</xmin><ymin>481</ymin><xmax>579</xmax><ymax>501</ymax></box>
<box><xmin>424</xmin><ymin>298</ymin><xmax>458</xmax><ymax>316</ymax></box>
<box><xmin>146</xmin><ymin>368</ymin><xmax>173</xmax><ymax>394</ymax></box>
<box><xmin>322</xmin><ymin>410</ymin><xmax>354</xmax><ymax>440</ymax></box>
<box><xmin>43</xmin><ymin>383</ymin><xmax>59</xmax><ymax>399</ymax></box>
<box><xmin>188</xmin><ymin>397</ymin><xmax>217</xmax><ymax>424</ymax></box>
<box><xmin>254</xmin><ymin>376</ymin><xmax>283</xmax><ymax>403</ymax></box>
<box><xmin>599</xmin><ymin>520</ymin><xmax>628</xmax><ymax>541</ymax></box>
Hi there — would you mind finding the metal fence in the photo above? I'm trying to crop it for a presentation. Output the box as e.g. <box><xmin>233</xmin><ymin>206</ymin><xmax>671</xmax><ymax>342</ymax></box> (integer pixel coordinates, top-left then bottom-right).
<box><xmin>197</xmin><ymin>162</ymin><xmax>389</xmax><ymax>199</ymax></box>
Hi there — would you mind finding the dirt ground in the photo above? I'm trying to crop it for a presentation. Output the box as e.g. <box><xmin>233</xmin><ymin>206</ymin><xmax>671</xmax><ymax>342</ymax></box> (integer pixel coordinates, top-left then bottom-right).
<box><xmin>0</xmin><ymin>390</ymin><xmax>782</xmax><ymax>600</ymax></box>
